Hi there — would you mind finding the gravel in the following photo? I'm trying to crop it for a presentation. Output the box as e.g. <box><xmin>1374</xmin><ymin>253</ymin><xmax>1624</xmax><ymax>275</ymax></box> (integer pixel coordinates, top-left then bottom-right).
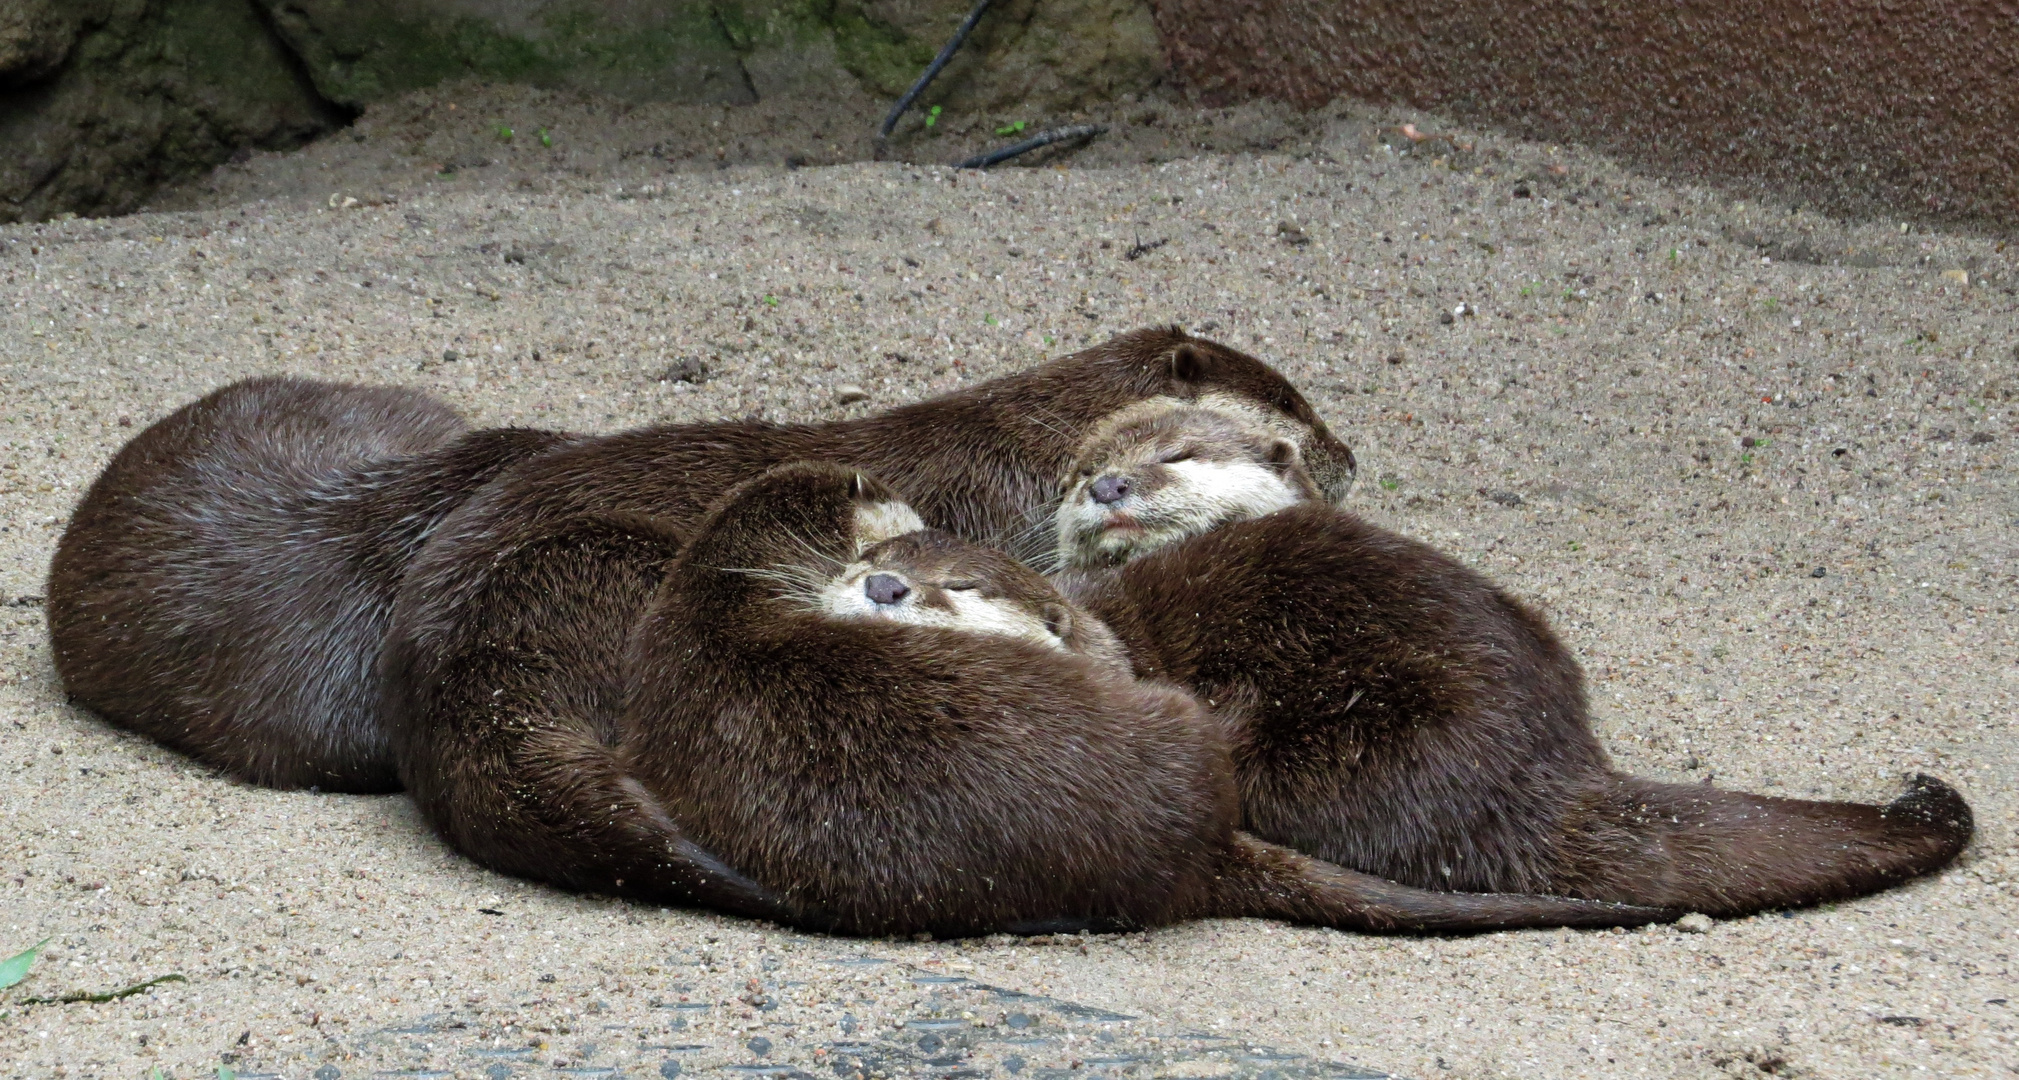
<box><xmin>1</xmin><ymin>83</ymin><xmax>2013</xmax><ymax>1080</ymax></box>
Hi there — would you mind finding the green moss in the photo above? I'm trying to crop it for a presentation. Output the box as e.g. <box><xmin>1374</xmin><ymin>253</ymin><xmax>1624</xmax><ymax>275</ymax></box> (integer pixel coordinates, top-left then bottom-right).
<box><xmin>830</xmin><ymin>9</ymin><xmax>934</xmax><ymax>98</ymax></box>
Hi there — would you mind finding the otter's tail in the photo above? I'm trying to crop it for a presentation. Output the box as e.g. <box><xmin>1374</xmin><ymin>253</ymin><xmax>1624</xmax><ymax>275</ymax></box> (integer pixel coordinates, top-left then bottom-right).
<box><xmin>464</xmin><ymin>723</ymin><xmax>805</xmax><ymax>925</ymax></box>
<box><xmin>1551</xmin><ymin>773</ymin><xmax>1973</xmax><ymax>916</ymax></box>
<box><xmin>1209</xmin><ymin>832</ymin><xmax>1676</xmax><ymax>933</ymax></box>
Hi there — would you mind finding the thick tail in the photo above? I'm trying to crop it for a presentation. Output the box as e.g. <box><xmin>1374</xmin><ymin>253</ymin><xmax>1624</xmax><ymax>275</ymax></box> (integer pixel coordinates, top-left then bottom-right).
<box><xmin>1207</xmin><ymin>832</ymin><xmax>1676</xmax><ymax>933</ymax></box>
<box><xmin>1550</xmin><ymin>773</ymin><xmax>1974</xmax><ymax>916</ymax></box>
<box><xmin>450</xmin><ymin>722</ymin><xmax>807</xmax><ymax>926</ymax></box>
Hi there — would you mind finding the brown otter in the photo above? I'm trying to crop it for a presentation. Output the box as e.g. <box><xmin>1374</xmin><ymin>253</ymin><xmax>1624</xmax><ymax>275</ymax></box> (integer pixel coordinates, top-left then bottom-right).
<box><xmin>45</xmin><ymin>377</ymin><xmax>570</xmax><ymax>792</ymax></box>
<box><xmin>54</xmin><ymin>328</ymin><xmax>1352</xmax><ymax>791</ymax></box>
<box><xmin>1050</xmin><ymin>405</ymin><xmax>1974</xmax><ymax>916</ymax></box>
<box><xmin>597</xmin><ymin>461</ymin><xmax>1676</xmax><ymax>934</ymax></box>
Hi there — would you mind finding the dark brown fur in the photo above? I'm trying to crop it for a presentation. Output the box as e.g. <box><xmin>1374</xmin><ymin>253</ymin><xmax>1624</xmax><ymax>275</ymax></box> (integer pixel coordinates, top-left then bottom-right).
<box><xmin>1055</xmin><ymin>505</ymin><xmax>1975</xmax><ymax>917</ymax></box>
<box><xmin>605</xmin><ymin>462</ymin><xmax>1675</xmax><ymax>934</ymax></box>
<box><xmin>55</xmin><ymin>329</ymin><xmax>1351</xmax><ymax>790</ymax></box>
<box><xmin>381</xmin><ymin>329</ymin><xmax>1354</xmax><ymax>864</ymax></box>
<box><xmin>46</xmin><ymin>377</ymin><xmax>569</xmax><ymax>791</ymax></box>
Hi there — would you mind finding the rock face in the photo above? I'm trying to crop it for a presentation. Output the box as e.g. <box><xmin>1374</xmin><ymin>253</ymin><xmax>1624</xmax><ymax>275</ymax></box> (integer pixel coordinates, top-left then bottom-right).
<box><xmin>0</xmin><ymin>0</ymin><xmax>1167</xmax><ymax>223</ymax></box>
<box><xmin>1148</xmin><ymin>0</ymin><xmax>2019</xmax><ymax>229</ymax></box>
<box><xmin>0</xmin><ymin>0</ymin><xmax>346</xmax><ymax>224</ymax></box>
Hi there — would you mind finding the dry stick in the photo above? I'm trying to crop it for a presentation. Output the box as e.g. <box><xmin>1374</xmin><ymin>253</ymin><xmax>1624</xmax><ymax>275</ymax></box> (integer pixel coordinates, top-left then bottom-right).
<box><xmin>19</xmin><ymin>973</ymin><xmax>187</xmax><ymax>1006</ymax></box>
<box><xmin>876</xmin><ymin>0</ymin><xmax>994</xmax><ymax>143</ymax></box>
<box><xmin>954</xmin><ymin>125</ymin><xmax>1108</xmax><ymax>170</ymax></box>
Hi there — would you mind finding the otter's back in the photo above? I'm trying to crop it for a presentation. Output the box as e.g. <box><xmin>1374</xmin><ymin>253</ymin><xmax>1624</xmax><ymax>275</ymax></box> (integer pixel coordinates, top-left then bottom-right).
<box><xmin>49</xmin><ymin>377</ymin><xmax>492</xmax><ymax>790</ymax></box>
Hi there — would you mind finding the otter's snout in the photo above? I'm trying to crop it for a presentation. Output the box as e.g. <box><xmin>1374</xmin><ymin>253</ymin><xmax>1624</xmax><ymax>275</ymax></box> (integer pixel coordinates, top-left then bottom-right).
<box><xmin>864</xmin><ymin>573</ymin><xmax>911</xmax><ymax>606</ymax></box>
<box><xmin>1089</xmin><ymin>476</ymin><xmax>1131</xmax><ymax>505</ymax></box>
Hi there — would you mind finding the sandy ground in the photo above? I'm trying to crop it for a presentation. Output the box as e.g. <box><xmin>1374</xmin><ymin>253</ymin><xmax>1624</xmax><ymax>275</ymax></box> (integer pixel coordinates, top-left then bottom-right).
<box><xmin>2</xmin><ymin>83</ymin><xmax>2015</xmax><ymax>1080</ymax></box>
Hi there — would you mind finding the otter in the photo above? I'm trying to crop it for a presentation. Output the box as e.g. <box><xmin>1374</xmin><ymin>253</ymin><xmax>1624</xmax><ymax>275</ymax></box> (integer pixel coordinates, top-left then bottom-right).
<box><xmin>1049</xmin><ymin>403</ymin><xmax>1974</xmax><ymax>917</ymax></box>
<box><xmin>54</xmin><ymin>328</ymin><xmax>1353</xmax><ymax>791</ymax></box>
<box><xmin>597</xmin><ymin>461</ymin><xmax>1676</xmax><ymax>934</ymax></box>
<box><xmin>45</xmin><ymin>377</ymin><xmax>570</xmax><ymax>791</ymax></box>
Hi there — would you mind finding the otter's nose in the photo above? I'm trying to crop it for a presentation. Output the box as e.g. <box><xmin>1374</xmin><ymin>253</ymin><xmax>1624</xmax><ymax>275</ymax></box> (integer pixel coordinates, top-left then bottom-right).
<box><xmin>864</xmin><ymin>573</ymin><xmax>911</xmax><ymax>606</ymax></box>
<box><xmin>1089</xmin><ymin>475</ymin><xmax>1131</xmax><ymax>505</ymax></box>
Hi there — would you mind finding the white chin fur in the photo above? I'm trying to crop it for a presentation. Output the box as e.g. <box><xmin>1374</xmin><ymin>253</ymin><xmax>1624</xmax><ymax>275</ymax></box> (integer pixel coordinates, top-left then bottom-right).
<box><xmin>817</xmin><ymin>566</ymin><xmax>1067</xmax><ymax>652</ymax></box>
<box><xmin>851</xmin><ymin>500</ymin><xmax>925</xmax><ymax>551</ymax></box>
<box><xmin>1057</xmin><ymin>460</ymin><xmax>1305</xmax><ymax>567</ymax></box>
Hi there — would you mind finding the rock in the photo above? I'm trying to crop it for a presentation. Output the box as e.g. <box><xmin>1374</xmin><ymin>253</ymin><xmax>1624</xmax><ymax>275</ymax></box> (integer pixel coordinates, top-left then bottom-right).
<box><xmin>1677</xmin><ymin>912</ymin><xmax>1714</xmax><ymax>933</ymax></box>
<box><xmin>0</xmin><ymin>0</ymin><xmax>87</xmax><ymax>87</ymax></box>
<box><xmin>746</xmin><ymin>1036</ymin><xmax>772</xmax><ymax>1056</ymax></box>
<box><xmin>836</xmin><ymin>384</ymin><xmax>872</xmax><ymax>404</ymax></box>
<box><xmin>1486</xmin><ymin>490</ymin><xmax>1523</xmax><ymax>507</ymax></box>
<box><xmin>659</xmin><ymin>357</ymin><xmax>709</xmax><ymax>384</ymax></box>
<box><xmin>1276</xmin><ymin>220</ymin><xmax>1310</xmax><ymax>245</ymax></box>
<box><xmin>312</xmin><ymin>1067</ymin><xmax>340</xmax><ymax>1080</ymax></box>
<box><xmin>0</xmin><ymin>0</ymin><xmax>343</xmax><ymax>225</ymax></box>
<box><xmin>1810</xmin><ymin>566</ymin><xmax>1827</xmax><ymax>578</ymax></box>
<box><xmin>658</xmin><ymin>1063</ymin><xmax>681</xmax><ymax>1080</ymax></box>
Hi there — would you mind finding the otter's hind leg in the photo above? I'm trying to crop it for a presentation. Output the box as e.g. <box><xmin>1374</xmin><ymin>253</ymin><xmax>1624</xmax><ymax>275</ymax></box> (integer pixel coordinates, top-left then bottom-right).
<box><xmin>1550</xmin><ymin>773</ymin><xmax>1973</xmax><ymax>916</ymax></box>
<box><xmin>1204</xmin><ymin>832</ymin><xmax>1676</xmax><ymax>933</ymax></box>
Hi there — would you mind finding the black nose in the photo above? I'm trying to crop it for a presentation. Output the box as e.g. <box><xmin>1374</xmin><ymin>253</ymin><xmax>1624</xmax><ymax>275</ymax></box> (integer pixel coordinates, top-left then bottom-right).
<box><xmin>864</xmin><ymin>573</ymin><xmax>910</xmax><ymax>606</ymax></box>
<box><xmin>1089</xmin><ymin>475</ymin><xmax>1131</xmax><ymax>505</ymax></box>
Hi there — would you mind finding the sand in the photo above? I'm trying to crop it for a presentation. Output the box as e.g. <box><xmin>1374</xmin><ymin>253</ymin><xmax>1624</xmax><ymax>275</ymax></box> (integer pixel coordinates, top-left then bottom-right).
<box><xmin>1</xmin><ymin>83</ymin><xmax>2014</xmax><ymax>1080</ymax></box>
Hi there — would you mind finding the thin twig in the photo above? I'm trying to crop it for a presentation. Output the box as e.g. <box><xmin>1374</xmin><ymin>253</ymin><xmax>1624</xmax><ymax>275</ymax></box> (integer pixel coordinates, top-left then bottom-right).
<box><xmin>19</xmin><ymin>973</ymin><xmax>187</xmax><ymax>1006</ymax></box>
<box><xmin>877</xmin><ymin>0</ymin><xmax>994</xmax><ymax>143</ymax></box>
<box><xmin>953</xmin><ymin>125</ymin><xmax>1108</xmax><ymax>170</ymax></box>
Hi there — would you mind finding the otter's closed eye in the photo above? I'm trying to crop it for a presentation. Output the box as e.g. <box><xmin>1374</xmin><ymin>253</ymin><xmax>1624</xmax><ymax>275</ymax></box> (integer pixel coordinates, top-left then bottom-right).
<box><xmin>941</xmin><ymin>579</ymin><xmax>983</xmax><ymax>591</ymax></box>
<box><xmin>1157</xmin><ymin>447</ymin><xmax>1195</xmax><ymax>464</ymax></box>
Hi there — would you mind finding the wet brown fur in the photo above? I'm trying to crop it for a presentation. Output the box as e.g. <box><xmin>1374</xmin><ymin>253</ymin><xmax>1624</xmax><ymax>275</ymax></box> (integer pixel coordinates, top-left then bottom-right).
<box><xmin>1056</xmin><ymin>504</ymin><xmax>1974</xmax><ymax>917</ymax></box>
<box><xmin>381</xmin><ymin>329</ymin><xmax>1355</xmax><ymax>879</ymax></box>
<box><xmin>46</xmin><ymin>377</ymin><xmax>568</xmax><ymax>791</ymax></box>
<box><xmin>606</xmin><ymin>462</ymin><xmax>1676</xmax><ymax>934</ymax></box>
<box><xmin>53</xmin><ymin>330</ymin><xmax>1350</xmax><ymax>790</ymax></box>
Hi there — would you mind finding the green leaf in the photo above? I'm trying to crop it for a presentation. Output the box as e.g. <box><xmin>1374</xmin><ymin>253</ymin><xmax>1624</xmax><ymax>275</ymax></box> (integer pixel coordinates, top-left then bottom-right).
<box><xmin>0</xmin><ymin>939</ymin><xmax>50</xmax><ymax>991</ymax></box>
<box><xmin>994</xmin><ymin>120</ymin><xmax>1026</xmax><ymax>136</ymax></box>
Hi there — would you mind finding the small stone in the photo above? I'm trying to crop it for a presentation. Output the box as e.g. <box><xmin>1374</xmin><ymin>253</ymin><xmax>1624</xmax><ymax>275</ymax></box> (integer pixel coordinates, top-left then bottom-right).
<box><xmin>747</xmin><ymin>1036</ymin><xmax>772</xmax><ymax>1057</ymax></box>
<box><xmin>1941</xmin><ymin>268</ymin><xmax>1969</xmax><ymax>285</ymax></box>
<box><xmin>1276</xmin><ymin>221</ymin><xmax>1310</xmax><ymax>246</ymax></box>
<box><xmin>1970</xmin><ymin>431</ymin><xmax>1995</xmax><ymax>444</ymax></box>
<box><xmin>1810</xmin><ymin>566</ymin><xmax>1827</xmax><ymax>578</ymax></box>
<box><xmin>1740</xmin><ymin>436</ymin><xmax>1756</xmax><ymax>448</ymax></box>
<box><xmin>118</xmin><ymin>416</ymin><xmax>132</xmax><ymax>427</ymax></box>
<box><xmin>1512</xmin><ymin>184</ymin><xmax>1531</xmax><ymax>198</ymax></box>
<box><xmin>1684</xmin><ymin>755</ymin><xmax>1701</xmax><ymax>770</ymax></box>
<box><xmin>1438</xmin><ymin>310</ymin><xmax>1454</xmax><ymax>325</ymax></box>
<box><xmin>487</xmin><ymin>1067</ymin><xmax>511</xmax><ymax>1080</ymax></box>
<box><xmin>917</xmin><ymin>1032</ymin><xmax>944</xmax><ymax>1053</ymax></box>
<box><xmin>1487</xmin><ymin>491</ymin><xmax>1523</xmax><ymax>507</ymax></box>
<box><xmin>314</xmin><ymin>1067</ymin><xmax>341</xmax><ymax>1080</ymax></box>
<box><xmin>1677</xmin><ymin>912</ymin><xmax>1714</xmax><ymax>933</ymax></box>
<box><xmin>1005</xmin><ymin>1012</ymin><xmax>1033</xmax><ymax>1030</ymax></box>
<box><xmin>658</xmin><ymin>357</ymin><xmax>708</xmax><ymax>384</ymax></box>
<box><xmin>658</xmin><ymin>1062</ymin><xmax>681</xmax><ymax>1080</ymax></box>
<box><xmin>538</xmin><ymin>973</ymin><xmax>557</xmax><ymax>983</ymax></box>
<box><xmin>836</xmin><ymin>385</ymin><xmax>871</xmax><ymax>405</ymax></box>
<box><xmin>1005</xmin><ymin>1057</ymin><xmax>1026</xmax><ymax>1074</ymax></box>
<box><xmin>442</xmin><ymin>349</ymin><xmax>460</xmax><ymax>362</ymax></box>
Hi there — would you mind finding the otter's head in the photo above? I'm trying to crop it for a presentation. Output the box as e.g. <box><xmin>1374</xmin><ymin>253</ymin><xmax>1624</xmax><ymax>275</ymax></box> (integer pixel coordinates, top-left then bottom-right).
<box><xmin>1064</xmin><ymin>329</ymin><xmax>1356</xmax><ymax>502</ymax></box>
<box><xmin>818</xmin><ymin>529</ymin><xmax>1127</xmax><ymax>668</ymax></box>
<box><xmin>700</xmin><ymin>463</ymin><xmax>1126</xmax><ymax>667</ymax></box>
<box><xmin>1054</xmin><ymin>402</ymin><xmax>1324</xmax><ymax>569</ymax></box>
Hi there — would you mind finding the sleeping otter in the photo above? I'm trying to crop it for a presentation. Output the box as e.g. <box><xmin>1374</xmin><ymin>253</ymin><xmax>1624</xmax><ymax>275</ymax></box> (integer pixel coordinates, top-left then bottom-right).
<box><xmin>54</xmin><ymin>328</ymin><xmax>1352</xmax><ymax>791</ymax></box>
<box><xmin>1050</xmin><ymin>403</ymin><xmax>1974</xmax><ymax>917</ymax></box>
<box><xmin>45</xmin><ymin>377</ymin><xmax>569</xmax><ymax>791</ymax></box>
<box><xmin>604</xmin><ymin>461</ymin><xmax>1672</xmax><ymax>934</ymax></box>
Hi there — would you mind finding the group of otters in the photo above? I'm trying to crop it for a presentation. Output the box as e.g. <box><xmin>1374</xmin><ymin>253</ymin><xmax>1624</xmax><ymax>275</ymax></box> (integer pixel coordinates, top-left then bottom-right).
<box><xmin>48</xmin><ymin>328</ymin><xmax>1971</xmax><ymax>938</ymax></box>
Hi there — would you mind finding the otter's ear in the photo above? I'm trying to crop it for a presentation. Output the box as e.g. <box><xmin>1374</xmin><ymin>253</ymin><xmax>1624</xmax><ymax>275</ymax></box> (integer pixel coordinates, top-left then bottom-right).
<box><xmin>848</xmin><ymin>472</ymin><xmax>868</xmax><ymax>499</ymax></box>
<box><xmin>1265</xmin><ymin>438</ymin><xmax>1302</xmax><ymax>473</ymax></box>
<box><xmin>1168</xmin><ymin>342</ymin><xmax>1212</xmax><ymax>386</ymax></box>
<box><xmin>1041</xmin><ymin>602</ymin><xmax>1075</xmax><ymax>641</ymax></box>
